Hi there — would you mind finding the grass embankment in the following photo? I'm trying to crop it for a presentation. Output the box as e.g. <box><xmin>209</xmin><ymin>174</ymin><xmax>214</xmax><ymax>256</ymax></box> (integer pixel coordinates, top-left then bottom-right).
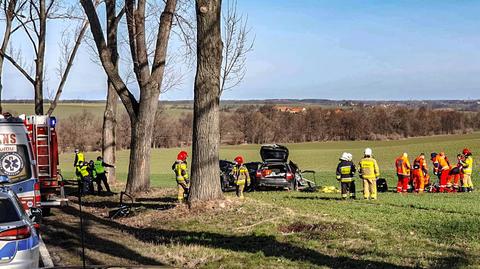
<box><xmin>42</xmin><ymin>133</ymin><xmax>480</xmax><ymax>268</ymax></box>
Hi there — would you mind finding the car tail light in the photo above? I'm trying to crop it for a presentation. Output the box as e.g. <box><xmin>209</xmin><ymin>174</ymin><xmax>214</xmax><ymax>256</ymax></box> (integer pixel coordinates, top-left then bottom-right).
<box><xmin>0</xmin><ymin>226</ymin><xmax>32</xmax><ymax>241</ymax></box>
<box><xmin>286</xmin><ymin>172</ymin><xmax>294</xmax><ymax>180</ymax></box>
<box><xmin>262</xmin><ymin>169</ymin><xmax>272</xmax><ymax>177</ymax></box>
<box><xmin>256</xmin><ymin>171</ymin><xmax>262</xmax><ymax>178</ymax></box>
<box><xmin>34</xmin><ymin>182</ymin><xmax>41</xmax><ymax>207</ymax></box>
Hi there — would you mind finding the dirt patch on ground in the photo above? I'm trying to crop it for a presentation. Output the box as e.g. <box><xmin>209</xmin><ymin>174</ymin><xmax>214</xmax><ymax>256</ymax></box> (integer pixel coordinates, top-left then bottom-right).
<box><xmin>278</xmin><ymin>221</ymin><xmax>359</xmax><ymax>240</ymax></box>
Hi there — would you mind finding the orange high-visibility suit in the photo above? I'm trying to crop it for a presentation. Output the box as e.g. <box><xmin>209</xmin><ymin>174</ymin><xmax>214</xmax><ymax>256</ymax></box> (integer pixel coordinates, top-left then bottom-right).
<box><xmin>395</xmin><ymin>154</ymin><xmax>411</xmax><ymax>193</ymax></box>
<box><xmin>432</xmin><ymin>154</ymin><xmax>450</xmax><ymax>192</ymax></box>
<box><xmin>412</xmin><ymin>155</ymin><xmax>428</xmax><ymax>193</ymax></box>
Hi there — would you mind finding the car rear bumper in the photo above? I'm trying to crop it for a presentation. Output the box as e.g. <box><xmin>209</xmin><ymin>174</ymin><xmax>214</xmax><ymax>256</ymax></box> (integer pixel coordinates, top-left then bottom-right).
<box><xmin>256</xmin><ymin>178</ymin><xmax>291</xmax><ymax>188</ymax></box>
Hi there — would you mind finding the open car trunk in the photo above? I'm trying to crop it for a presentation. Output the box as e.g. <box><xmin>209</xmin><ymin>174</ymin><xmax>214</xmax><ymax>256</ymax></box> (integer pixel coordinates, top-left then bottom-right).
<box><xmin>260</xmin><ymin>163</ymin><xmax>288</xmax><ymax>178</ymax></box>
<box><xmin>260</xmin><ymin>144</ymin><xmax>289</xmax><ymax>162</ymax></box>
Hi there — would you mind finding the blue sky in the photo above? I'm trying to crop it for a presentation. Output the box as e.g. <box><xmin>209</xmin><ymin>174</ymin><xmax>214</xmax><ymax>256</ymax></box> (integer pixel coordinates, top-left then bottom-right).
<box><xmin>2</xmin><ymin>0</ymin><xmax>480</xmax><ymax>100</ymax></box>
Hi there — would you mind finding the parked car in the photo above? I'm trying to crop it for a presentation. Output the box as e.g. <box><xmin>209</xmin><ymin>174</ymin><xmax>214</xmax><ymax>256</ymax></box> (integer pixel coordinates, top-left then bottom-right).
<box><xmin>254</xmin><ymin>144</ymin><xmax>316</xmax><ymax>190</ymax></box>
<box><xmin>219</xmin><ymin>160</ymin><xmax>261</xmax><ymax>192</ymax></box>
<box><xmin>0</xmin><ymin>176</ymin><xmax>41</xmax><ymax>269</ymax></box>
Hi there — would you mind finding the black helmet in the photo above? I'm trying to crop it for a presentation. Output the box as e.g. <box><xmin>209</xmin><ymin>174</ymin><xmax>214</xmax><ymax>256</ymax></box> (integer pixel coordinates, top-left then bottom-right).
<box><xmin>97</xmin><ymin>156</ymin><xmax>102</xmax><ymax>161</ymax></box>
<box><xmin>430</xmin><ymin>152</ymin><xmax>437</xmax><ymax>159</ymax></box>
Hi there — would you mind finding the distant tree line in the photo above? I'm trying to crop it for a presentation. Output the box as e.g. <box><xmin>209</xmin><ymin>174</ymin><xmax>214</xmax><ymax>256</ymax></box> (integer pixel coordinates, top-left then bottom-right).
<box><xmin>56</xmin><ymin>105</ymin><xmax>480</xmax><ymax>153</ymax></box>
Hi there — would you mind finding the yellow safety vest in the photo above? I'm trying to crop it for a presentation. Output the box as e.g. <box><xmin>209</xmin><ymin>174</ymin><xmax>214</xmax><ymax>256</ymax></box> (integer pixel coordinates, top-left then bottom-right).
<box><xmin>76</xmin><ymin>164</ymin><xmax>90</xmax><ymax>177</ymax></box>
<box><xmin>462</xmin><ymin>156</ymin><xmax>473</xmax><ymax>175</ymax></box>
<box><xmin>232</xmin><ymin>165</ymin><xmax>250</xmax><ymax>185</ymax></box>
<box><xmin>174</xmin><ymin>161</ymin><xmax>189</xmax><ymax>182</ymax></box>
<box><xmin>359</xmin><ymin>157</ymin><xmax>380</xmax><ymax>180</ymax></box>
<box><xmin>76</xmin><ymin>153</ymin><xmax>85</xmax><ymax>166</ymax></box>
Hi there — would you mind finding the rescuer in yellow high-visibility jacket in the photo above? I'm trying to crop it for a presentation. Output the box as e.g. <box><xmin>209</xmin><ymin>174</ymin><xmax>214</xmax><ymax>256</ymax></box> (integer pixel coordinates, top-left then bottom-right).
<box><xmin>173</xmin><ymin>151</ymin><xmax>189</xmax><ymax>202</ymax></box>
<box><xmin>94</xmin><ymin>156</ymin><xmax>114</xmax><ymax>194</ymax></box>
<box><xmin>74</xmin><ymin>149</ymin><xmax>85</xmax><ymax>167</ymax></box>
<box><xmin>231</xmin><ymin>156</ymin><xmax>250</xmax><ymax>199</ymax></box>
<box><xmin>460</xmin><ymin>148</ymin><xmax>474</xmax><ymax>192</ymax></box>
<box><xmin>359</xmin><ymin>148</ymin><xmax>380</xmax><ymax>200</ymax></box>
<box><xmin>76</xmin><ymin>161</ymin><xmax>93</xmax><ymax>195</ymax></box>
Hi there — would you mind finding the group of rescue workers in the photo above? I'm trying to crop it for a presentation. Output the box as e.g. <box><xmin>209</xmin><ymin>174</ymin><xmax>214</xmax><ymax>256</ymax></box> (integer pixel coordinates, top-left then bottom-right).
<box><xmin>395</xmin><ymin>148</ymin><xmax>474</xmax><ymax>193</ymax></box>
<box><xmin>73</xmin><ymin>145</ymin><xmax>474</xmax><ymax>201</ymax></box>
<box><xmin>173</xmin><ymin>151</ymin><xmax>250</xmax><ymax>202</ymax></box>
<box><xmin>74</xmin><ymin>149</ymin><xmax>114</xmax><ymax>195</ymax></box>
<box><xmin>336</xmin><ymin>147</ymin><xmax>474</xmax><ymax>200</ymax></box>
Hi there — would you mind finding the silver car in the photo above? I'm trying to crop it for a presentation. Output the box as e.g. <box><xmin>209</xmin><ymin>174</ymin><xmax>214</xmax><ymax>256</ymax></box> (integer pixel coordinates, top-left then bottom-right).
<box><xmin>0</xmin><ymin>183</ymin><xmax>40</xmax><ymax>269</ymax></box>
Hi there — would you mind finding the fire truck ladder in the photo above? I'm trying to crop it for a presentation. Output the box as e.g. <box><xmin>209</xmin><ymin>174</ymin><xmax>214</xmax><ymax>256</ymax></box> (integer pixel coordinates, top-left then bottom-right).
<box><xmin>35</xmin><ymin>125</ymin><xmax>51</xmax><ymax>178</ymax></box>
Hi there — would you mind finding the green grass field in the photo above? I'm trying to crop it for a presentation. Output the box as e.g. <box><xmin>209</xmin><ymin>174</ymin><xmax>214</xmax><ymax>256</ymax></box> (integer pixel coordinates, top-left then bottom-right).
<box><xmin>42</xmin><ymin>133</ymin><xmax>480</xmax><ymax>268</ymax></box>
<box><xmin>59</xmin><ymin>132</ymin><xmax>480</xmax><ymax>189</ymax></box>
<box><xmin>2</xmin><ymin>102</ymin><xmax>192</xmax><ymax>120</ymax></box>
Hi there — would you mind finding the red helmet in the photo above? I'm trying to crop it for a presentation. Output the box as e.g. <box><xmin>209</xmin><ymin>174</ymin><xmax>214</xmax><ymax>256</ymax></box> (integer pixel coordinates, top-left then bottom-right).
<box><xmin>463</xmin><ymin>148</ymin><xmax>471</xmax><ymax>155</ymax></box>
<box><xmin>177</xmin><ymin>151</ymin><xmax>188</xmax><ymax>161</ymax></box>
<box><xmin>234</xmin><ymin>155</ymin><xmax>244</xmax><ymax>165</ymax></box>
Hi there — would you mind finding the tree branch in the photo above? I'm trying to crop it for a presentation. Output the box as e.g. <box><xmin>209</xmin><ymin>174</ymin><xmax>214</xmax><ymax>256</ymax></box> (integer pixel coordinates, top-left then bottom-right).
<box><xmin>150</xmin><ymin>0</ymin><xmax>176</xmax><ymax>82</ymax></box>
<box><xmin>47</xmin><ymin>5</ymin><xmax>95</xmax><ymax>115</ymax></box>
<box><xmin>0</xmin><ymin>49</ymin><xmax>35</xmax><ymax>84</ymax></box>
<box><xmin>80</xmin><ymin>0</ymin><xmax>139</xmax><ymax>118</ymax></box>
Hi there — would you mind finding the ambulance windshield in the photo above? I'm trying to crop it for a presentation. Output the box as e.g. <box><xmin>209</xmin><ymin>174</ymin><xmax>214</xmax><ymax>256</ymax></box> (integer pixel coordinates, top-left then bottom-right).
<box><xmin>0</xmin><ymin>145</ymin><xmax>32</xmax><ymax>183</ymax></box>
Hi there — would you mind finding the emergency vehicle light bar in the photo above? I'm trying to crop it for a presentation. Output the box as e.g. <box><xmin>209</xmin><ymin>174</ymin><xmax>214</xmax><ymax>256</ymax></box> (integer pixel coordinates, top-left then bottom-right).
<box><xmin>49</xmin><ymin>117</ymin><xmax>57</xmax><ymax>128</ymax></box>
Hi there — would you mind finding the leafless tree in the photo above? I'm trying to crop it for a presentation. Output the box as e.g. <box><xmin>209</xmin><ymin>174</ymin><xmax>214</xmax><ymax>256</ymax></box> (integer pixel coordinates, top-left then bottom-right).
<box><xmin>220</xmin><ymin>0</ymin><xmax>253</xmax><ymax>93</ymax></box>
<box><xmin>0</xmin><ymin>0</ymin><xmax>86</xmax><ymax>115</ymax></box>
<box><xmin>0</xmin><ymin>0</ymin><xmax>24</xmax><ymax>113</ymax></box>
<box><xmin>101</xmin><ymin>0</ymin><xmax>124</xmax><ymax>184</ymax></box>
<box><xmin>188</xmin><ymin>0</ymin><xmax>224</xmax><ymax>203</ymax></box>
<box><xmin>80</xmin><ymin>0</ymin><xmax>177</xmax><ymax>194</ymax></box>
<box><xmin>47</xmin><ymin>2</ymin><xmax>98</xmax><ymax>115</ymax></box>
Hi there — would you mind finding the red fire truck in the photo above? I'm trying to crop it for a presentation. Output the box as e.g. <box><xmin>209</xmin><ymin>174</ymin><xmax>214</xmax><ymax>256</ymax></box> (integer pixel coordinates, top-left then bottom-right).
<box><xmin>1</xmin><ymin>113</ymin><xmax>66</xmax><ymax>215</ymax></box>
<box><xmin>23</xmin><ymin>115</ymin><xmax>67</xmax><ymax>214</ymax></box>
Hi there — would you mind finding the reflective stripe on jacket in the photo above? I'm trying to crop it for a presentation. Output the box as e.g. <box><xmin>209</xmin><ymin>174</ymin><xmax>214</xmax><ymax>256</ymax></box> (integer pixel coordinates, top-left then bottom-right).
<box><xmin>336</xmin><ymin>160</ymin><xmax>356</xmax><ymax>182</ymax></box>
<box><xmin>359</xmin><ymin>157</ymin><xmax>380</xmax><ymax>180</ymax></box>
<box><xmin>232</xmin><ymin>165</ymin><xmax>250</xmax><ymax>185</ymax></box>
<box><xmin>174</xmin><ymin>160</ymin><xmax>189</xmax><ymax>182</ymax></box>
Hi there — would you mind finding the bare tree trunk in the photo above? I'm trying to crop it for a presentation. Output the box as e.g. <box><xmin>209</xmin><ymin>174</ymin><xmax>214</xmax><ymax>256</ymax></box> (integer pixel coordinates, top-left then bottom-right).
<box><xmin>189</xmin><ymin>0</ymin><xmax>224</xmax><ymax>203</ymax></box>
<box><xmin>81</xmin><ymin>0</ymin><xmax>176</xmax><ymax>194</ymax></box>
<box><xmin>102</xmin><ymin>0</ymin><xmax>120</xmax><ymax>184</ymax></box>
<box><xmin>103</xmin><ymin>82</ymin><xmax>117</xmax><ymax>183</ymax></box>
<box><xmin>34</xmin><ymin>0</ymin><xmax>46</xmax><ymax>115</ymax></box>
<box><xmin>0</xmin><ymin>0</ymin><xmax>17</xmax><ymax>114</ymax></box>
<box><xmin>125</xmin><ymin>90</ymin><xmax>157</xmax><ymax>193</ymax></box>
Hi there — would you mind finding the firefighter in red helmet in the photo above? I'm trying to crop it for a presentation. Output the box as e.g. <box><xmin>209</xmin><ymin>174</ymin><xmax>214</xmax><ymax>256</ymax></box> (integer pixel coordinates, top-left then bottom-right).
<box><xmin>231</xmin><ymin>155</ymin><xmax>250</xmax><ymax>199</ymax></box>
<box><xmin>173</xmin><ymin>151</ymin><xmax>189</xmax><ymax>202</ymax></box>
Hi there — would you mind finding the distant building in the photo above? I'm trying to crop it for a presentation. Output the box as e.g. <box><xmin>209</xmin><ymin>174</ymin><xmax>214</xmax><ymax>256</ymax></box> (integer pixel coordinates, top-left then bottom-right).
<box><xmin>273</xmin><ymin>106</ymin><xmax>307</xmax><ymax>114</ymax></box>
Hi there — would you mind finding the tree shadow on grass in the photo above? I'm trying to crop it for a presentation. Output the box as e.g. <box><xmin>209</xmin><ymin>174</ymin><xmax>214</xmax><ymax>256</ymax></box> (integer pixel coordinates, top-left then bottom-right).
<box><xmin>54</xmin><ymin>206</ymin><xmax>422</xmax><ymax>269</ymax></box>
<box><xmin>135</xmin><ymin>196</ymin><xmax>177</xmax><ymax>203</ymax></box>
<box><xmin>42</xmin><ymin>207</ymin><xmax>165</xmax><ymax>266</ymax></box>
<box><xmin>70</xmin><ymin>199</ymin><xmax>176</xmax><ymax>211</ymax></box>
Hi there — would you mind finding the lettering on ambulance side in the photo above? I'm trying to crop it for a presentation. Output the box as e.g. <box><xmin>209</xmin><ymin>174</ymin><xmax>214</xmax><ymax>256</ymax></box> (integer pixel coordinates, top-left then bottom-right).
<box><xmin>0</xmin><ymin>134</ymin><xmax>16</xmax><ymax>144</ymax></box>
